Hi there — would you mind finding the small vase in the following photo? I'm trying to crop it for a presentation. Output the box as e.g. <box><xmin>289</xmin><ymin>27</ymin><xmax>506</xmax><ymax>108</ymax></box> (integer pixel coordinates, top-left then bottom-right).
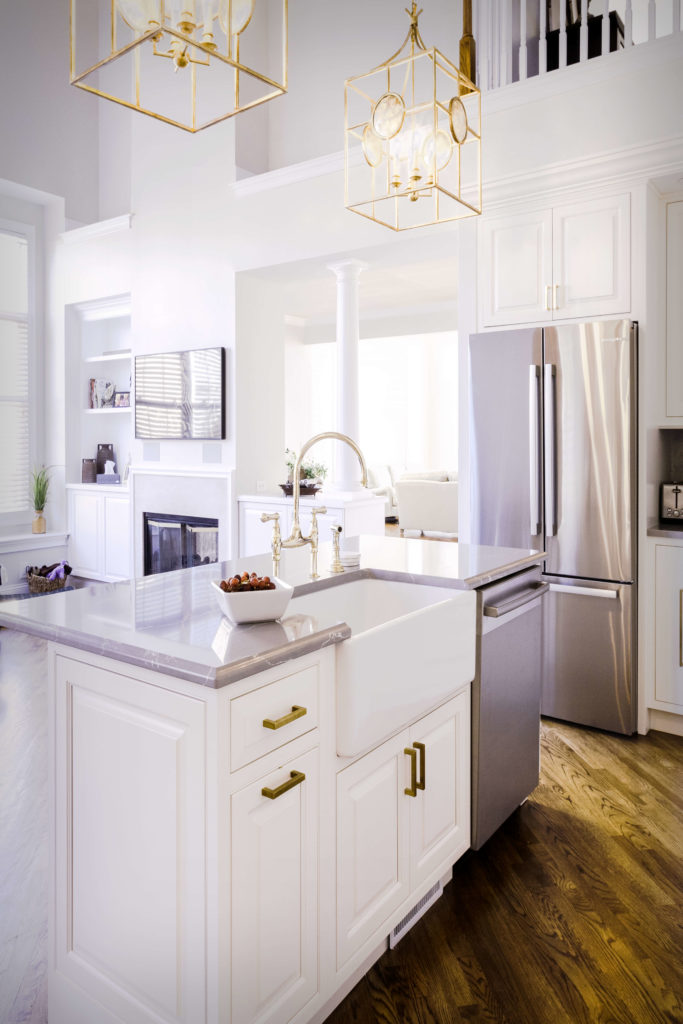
<box><xmin>32</xmin><ymin>511</ymin><xmax>46</xmax><ymax>535</ymax></box>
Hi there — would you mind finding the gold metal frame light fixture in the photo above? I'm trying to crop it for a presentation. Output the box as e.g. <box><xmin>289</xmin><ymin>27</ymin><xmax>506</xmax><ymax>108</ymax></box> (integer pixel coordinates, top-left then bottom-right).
<box><xmin>70</xmin><ymin>0</ymin><xmax>288</xmax><ymax>132</ymax></box>
<box><xmin>344</xmin><ymin>3</ymin><xmax>481</xmax><ymax>231</ymax></box>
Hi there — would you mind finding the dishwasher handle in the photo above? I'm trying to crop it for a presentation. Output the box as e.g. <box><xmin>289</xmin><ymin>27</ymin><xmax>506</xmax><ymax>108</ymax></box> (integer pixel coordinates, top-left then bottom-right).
<box><xmin>483</xmin><ymin>581</ymin><xmax>550</xmax><ymax>618</ymax></box>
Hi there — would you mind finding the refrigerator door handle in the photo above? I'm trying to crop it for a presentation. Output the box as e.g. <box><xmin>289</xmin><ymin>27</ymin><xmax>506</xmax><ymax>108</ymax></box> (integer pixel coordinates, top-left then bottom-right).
<box><xmin>529</xmin><ymin>365</ymin><xmax>542</xmax><ymax>536</ymax></box>
<box><xmin>548</xmin><ymin>583</ymin><xmax>618</xmax><ymax>600</ymax></box>
<box><xmin>544</xmin><ymin>364</ymin><xmax>557</xmax><ymax>537</ymax></box>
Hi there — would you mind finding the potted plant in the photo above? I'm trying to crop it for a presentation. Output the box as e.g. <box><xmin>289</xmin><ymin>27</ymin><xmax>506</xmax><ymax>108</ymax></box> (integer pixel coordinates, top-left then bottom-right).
<box><xmin>31</xmin><ymin>465</ymin><xmax>50</xmax><ymax>534</ymax></box>
<box><xmin>281</xmin><ymin>449</ymin><xmax>327</xmax><ymax>496</ymax></box>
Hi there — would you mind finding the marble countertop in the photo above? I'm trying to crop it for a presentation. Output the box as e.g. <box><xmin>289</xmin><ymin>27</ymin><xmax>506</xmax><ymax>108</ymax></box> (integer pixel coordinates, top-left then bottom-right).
<box><xmin>0</xmin><ymin>535</ymin><xmax>542</xmax><ymax>689</ymax></box>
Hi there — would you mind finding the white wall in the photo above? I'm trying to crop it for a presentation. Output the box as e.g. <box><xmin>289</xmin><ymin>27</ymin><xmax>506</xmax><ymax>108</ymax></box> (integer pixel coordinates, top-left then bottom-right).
<box><xmin>0</xmin><ymin>0</ymin><xmax>101</xmax><ymax>225</ymax></box>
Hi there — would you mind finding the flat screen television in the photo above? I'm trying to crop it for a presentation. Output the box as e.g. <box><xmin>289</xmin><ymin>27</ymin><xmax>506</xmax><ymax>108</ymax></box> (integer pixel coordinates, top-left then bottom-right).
<box><xmin>134</xmin><ymin>346</ymin><xmax>226</xmax><ymax>440</ymax></box>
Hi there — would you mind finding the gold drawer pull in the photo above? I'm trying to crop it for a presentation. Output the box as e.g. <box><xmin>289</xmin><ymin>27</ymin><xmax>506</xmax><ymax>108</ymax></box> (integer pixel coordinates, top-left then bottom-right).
<box><xmin>404</xmin><ymin>747</ymin><xmax>418</xmax><ymax>797</ymax></box>
<box><xmin>261</xmin><ymin>770</ymin><xmax>306</xmax><ymax>801</ymax></box>
<box><xmin>414</xmin><ymin>741</ymin><xmax>426</xmax><ymax>791</ymax></box>
<box><xmin>262</xmin><ymin>705</ymin><xmax>307</xmax><ymax>730</ymax></box>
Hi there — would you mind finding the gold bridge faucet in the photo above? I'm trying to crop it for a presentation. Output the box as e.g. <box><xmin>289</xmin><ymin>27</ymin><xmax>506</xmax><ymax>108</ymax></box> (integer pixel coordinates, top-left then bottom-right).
<box><xmin>279</xmin><ymin>432</ymin><xmax>369</xmax><ymax>579</ymax></box>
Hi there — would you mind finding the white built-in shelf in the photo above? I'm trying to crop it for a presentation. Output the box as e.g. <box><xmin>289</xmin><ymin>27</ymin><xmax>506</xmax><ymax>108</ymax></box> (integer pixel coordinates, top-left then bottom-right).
<box><xmin>85</xmin><ymin>351</ymin><xmax>132</xmax><ymax>364</ymax></box>
<box><xmin>83</xmin><ymin>407</ymin><xmax>132</xmax><ymax>415</ymax></box>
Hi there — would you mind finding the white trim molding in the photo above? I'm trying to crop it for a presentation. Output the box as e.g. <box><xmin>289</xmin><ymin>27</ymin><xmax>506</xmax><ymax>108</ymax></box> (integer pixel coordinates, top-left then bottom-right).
<box><xmin>60</xmin><ymin>214</ymin><xmax>133</xmax><ymax>246</ymax></box>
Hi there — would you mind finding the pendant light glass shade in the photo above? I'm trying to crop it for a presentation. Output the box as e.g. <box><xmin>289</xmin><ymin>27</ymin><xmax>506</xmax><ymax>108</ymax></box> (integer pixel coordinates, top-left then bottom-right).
<box><xmin>344</xmin><ymin>3</ymin><xmax>481</xmax><ymax>231</ymax></box>
<box><xmin>70</xmin><ymin>0</ymin><xmax>288</xmax><ymax>133</ymax></box>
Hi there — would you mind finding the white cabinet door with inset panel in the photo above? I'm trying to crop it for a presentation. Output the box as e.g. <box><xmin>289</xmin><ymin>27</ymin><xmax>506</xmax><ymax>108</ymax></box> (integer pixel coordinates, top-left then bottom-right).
<box><xmin>667</xmin><ymin>201</ymin><xmax>683</xmax><ymax>418</ymax></box>
<box><xmin>231</xmin><ymin>746</ymin><xmax>319</xmax><ymax>1024</ymax></box>
<box><xmin>552</xmin><ymin>194</ymin><xmax>630</xmax><ymax>320</ymax></box>
<box><xmin>67</xmin><ymin>487</ymin><xmax>104</xmax><ymax>577</ymax></box>
<box><xmin>409</xmin><ymin>691</ymin><xmax>470</xmax><ymax>892</ymax></box>
<box><xmin>52</xmin><ymin>653</ymin><xmax>207</xmax><ymax>1024</ymax></box>
<box><xmin>479</xmin><ymin>193</ymin><xmax>630</xmax><ymax>328</ymax></box>
<box><xmin>336</xmin><ymin>730</ymin><xmax>411</xmax><ymax>969</ymax></box>
<box><xmin>655</xmin><ymin>544</ymin><xmax>683</xmax><ymax>712</ymax></box>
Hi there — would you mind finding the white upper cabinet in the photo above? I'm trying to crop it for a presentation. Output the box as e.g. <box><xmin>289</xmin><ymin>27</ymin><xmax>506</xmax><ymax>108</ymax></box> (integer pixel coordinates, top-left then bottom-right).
<box><xmin>479</xmin><ymin>193</ymin><xmax>630</xmax><ymax>328</ymax></box>
<box><xmin>667</xmin><ymin>201</ymin><xmax>683</xmax><ymax>418</ymax></box>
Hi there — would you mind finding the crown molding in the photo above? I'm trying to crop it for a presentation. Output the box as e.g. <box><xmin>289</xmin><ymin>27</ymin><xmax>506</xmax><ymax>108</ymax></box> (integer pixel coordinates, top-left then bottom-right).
<box><xmin>60</xmin><ymin>213</ymin><xmax>133</xmax><ymax>246</ymax></box>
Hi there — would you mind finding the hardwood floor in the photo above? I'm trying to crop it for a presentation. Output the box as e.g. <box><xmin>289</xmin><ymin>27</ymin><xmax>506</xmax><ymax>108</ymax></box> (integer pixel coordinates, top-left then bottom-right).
<box><xmin>1</xmin><ymin>625</ymin><xmax>681</xmax><ymax>1024</ymax></box>
<box><xmin>326</xmin><ymin>722</ymin><xmax>683</xmax><ymax>1024</ymax></box>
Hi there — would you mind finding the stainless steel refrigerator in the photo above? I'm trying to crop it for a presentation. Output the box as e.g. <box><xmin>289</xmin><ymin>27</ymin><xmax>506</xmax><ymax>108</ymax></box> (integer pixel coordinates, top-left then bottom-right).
<box><xmin>469</xmin><ymin>320</ymin><xmax>637</xmax><ymax>735</ymax></box>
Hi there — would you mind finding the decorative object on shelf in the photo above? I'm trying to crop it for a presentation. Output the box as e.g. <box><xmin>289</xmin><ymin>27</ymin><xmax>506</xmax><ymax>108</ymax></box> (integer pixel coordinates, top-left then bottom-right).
<box><xmin>114</xmin><ymin>390</ymin><xmax>131</xmax><ymax>408</ymax></box>
<box><xmin>26</xmin><ymin>560</ymin><xmax>73</xmax><ymax>594</ymax></box>
<box><xmin>95</xmin><ymin>443</ymin><xmax>120</xmax><ymax>484</ymax></box>
<box><xmin>89</xmin><ymin>377</ymin><xmax>96</xmax><ymax>409</ymax></box>
<box><xmin>31</xmin><ymin>465</ymin><xmax>50</xmax><ymax>534</ymax></box>
<box><xmin>81</xmin><ymin>458</ymin><xmax>97</xmax><ymax>483</ymax></box>
<box><xmin>344</xmin><ymin>0</ymin><xmax>481</xmax><ymax>231</ymax></box>
<box><xmin>281</xmin><ymin>447</ymin><xmax>326</xmax><ymax>495</ymax></box>
<box><xmin>94</xmin><ymin>379</ymin><xmax>115</xmax><ymax>408</ymax></box>
<box><xmin>69</xmin><ymin>0</ymin><xmax>288</xmax><ymax>133</ymax></box>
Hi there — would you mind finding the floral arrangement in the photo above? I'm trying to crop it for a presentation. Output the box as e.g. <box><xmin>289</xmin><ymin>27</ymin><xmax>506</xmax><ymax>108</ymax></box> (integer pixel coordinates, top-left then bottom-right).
<box><xmin>285</xmin><ymin>448</ymin><xmax>327</xmax><ymax>482</ymax></box>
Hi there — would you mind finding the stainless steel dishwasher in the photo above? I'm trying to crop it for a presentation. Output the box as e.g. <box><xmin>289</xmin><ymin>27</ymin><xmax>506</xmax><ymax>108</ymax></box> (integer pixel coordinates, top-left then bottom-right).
<box><xmin>471</xmin><ymin>565</ymin><xmax>549</xmax><ymax>849</ymax></box>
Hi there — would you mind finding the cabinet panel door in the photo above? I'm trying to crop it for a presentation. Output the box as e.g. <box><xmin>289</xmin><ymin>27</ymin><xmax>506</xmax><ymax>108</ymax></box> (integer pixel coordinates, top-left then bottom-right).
<box><xmin>68</xmin><ymin>491</ymin><xmax>103</xmax><ymax>576</ymax></box>
<box><xmin>239</xmin><ymin>504</ymin><xmax>278</xmax><ymax>557</ymax></box>
<box><xmin>53</xmin><ymin>655</ymin><xmax>206</xmax><ymax>1024</ymax></box>
<box><xmin>337</xmin><ymin>733</ymin><xmax>410</xmax><ymax>968</ymax></box>
<box><xmin>479</xmin><ymin>209</ymin><xmax>553</xmax><ymax>327</ymax></box>
<box><xmin>409</xmin><ymin>692</ymin><xmax>471</xmax><ymax>891</ymax></box>
<box><xmin>666</xmin><ymin>201</ymin><xmax>683</xmax><ymax>417</ymax></box>
<box><xmin>104</xmin><ymin>495</ymin><xmax>131</xmax><ymax>579</ymax></box>
<box><xmin>552</xmin><ymin>194</ymin><xmax>630</xmax><ymax>319</ymax></box>
<box><xmin>231</xmin><ymin>747</ymin><xmax>318</xmax><ymax>1024</ymax></box>
<box><xmin>655</xmin><ymin>545</ymin><xmax>683</xmax><ymax>709</ymax></box>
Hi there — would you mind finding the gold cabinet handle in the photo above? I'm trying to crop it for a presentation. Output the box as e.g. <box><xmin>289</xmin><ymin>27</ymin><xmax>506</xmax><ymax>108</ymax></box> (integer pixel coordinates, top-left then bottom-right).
<box><xmin>404</xmin><ymin>747</ymin><xmax>418</xmax><ymax>797</ymax></box>
<box><xmin>262</xmin><ymin>705</ymin><xmax>307</xmax><ymax>730</ymax></box>
<box><xmin>545</xmin><ymin>284</ymin><xmax>552</xmax><ymax>311</ymax></box>
<box><xmin>413</xmin><ymin>741</ymin><xmax>426</xmax><ymax>791</ymax></box>
<box><xmin>261</xmin><ymin>770</ymin><xmax>306</xmax><ymax>800</ymax></box>
<box><xmin>554</xmin><ymin>283</ymin><xmax>560</xmax><ymax>310</ymax></box>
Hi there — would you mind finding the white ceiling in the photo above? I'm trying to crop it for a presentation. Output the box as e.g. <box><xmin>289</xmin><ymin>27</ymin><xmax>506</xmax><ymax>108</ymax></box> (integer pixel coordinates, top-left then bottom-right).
<box><xmin>244</xmin><ymin>228</ymin><xmax>459</xmax><ymax>323</ymax></box>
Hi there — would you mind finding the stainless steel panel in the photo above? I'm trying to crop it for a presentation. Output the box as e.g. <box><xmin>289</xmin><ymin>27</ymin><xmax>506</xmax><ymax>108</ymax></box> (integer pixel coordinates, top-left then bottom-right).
<box><xmin>542</xmin><ymin>576</ymin><xmax>636</xmax><ymax>734</ymax></box>
<box><xmin>473</xmin><ymin>568</ymin><xmax>544</xmax><ymax>849</ymax></box>
<box><xmin>469</xmin><ymin>329</ymin><xmax>543</xmax><ymax>550</ymax></box>
<box><xmin>543</xmin><ymin>321</ymin><xmax>636</xmax><ymax>582</ymax></box>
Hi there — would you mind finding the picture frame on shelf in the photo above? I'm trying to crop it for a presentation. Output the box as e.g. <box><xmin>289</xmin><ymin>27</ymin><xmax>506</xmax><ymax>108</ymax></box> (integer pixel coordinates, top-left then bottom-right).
<box><xmin>114</xmin><ymin>391</ymin><xmax>130</xmax><ymax>408</ymax></box>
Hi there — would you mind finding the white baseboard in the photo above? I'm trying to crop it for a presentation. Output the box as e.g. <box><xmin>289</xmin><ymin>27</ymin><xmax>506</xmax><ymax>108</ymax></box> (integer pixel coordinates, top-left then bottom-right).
<box><xmin>648</xmin><ymin>708</ymin><xmax>683</xmax><ymax>737</ymax></box>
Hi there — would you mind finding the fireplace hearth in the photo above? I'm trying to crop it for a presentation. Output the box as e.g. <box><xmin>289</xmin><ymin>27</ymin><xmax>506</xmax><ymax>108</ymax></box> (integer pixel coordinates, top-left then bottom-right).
<box><xmin>143</xmin><ymin>512</ymin><xmax>219</xmax><ymax>576</ymax></box>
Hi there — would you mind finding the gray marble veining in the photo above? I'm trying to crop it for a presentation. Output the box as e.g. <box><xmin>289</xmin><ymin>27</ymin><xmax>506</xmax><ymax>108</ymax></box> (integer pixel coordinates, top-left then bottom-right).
<box><xmin>0</xmin><ymin>535</ymin><xmax>541</xmax><ymax>688</ymax></box>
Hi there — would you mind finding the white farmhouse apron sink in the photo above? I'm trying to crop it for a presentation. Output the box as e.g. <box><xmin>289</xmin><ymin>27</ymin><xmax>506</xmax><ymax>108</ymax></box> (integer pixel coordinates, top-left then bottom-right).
<box><xmin>289</xmin><ymin>578</ymin><xmax>476</xmax><ymax>756</ymax></box>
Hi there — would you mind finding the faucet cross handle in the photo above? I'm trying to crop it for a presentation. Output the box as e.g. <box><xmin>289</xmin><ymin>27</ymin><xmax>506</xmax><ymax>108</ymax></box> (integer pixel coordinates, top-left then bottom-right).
<box><xmin>308</xmin><ymin>506</ymin><xmax>327</xmax><ymax>580</ymax></box>
<box><xmin>260</xmin><ymin>511</ymin><xmax>282</xmax><ymax>576</ymax></box>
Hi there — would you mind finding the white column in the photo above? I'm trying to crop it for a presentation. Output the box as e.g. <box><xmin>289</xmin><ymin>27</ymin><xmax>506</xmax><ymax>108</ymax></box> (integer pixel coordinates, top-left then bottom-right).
<box><xmin>327</xmin><ymin>259</ymin><xmax>367</xmax><ymax>492</ymax></box>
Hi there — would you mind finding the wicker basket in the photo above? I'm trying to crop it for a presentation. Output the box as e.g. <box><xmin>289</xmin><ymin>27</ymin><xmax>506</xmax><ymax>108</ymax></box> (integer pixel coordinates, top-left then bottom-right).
<box><xmin>27</xmin><ymin>572</ymin><xmax>68</xmax><ymax>594</ymax></box>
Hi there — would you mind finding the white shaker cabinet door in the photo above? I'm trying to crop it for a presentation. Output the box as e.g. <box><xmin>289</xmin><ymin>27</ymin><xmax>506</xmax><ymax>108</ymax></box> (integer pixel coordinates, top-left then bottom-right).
<box><xmin>408</xmin><ymin>691</ymin><xmax>471</xmax><ymax>892</ymax></box>
<box><xmin>68</xmin><ymin>489</ymin><xmax>104</xmax><ymax>577</ymax></box>
<box><xmin>666</xmin><ymin>201</ymin><xmax>683</xmax><ymax>418</ymax></box>
<box><xmin>104</xmin><ymin>493</ymin><xmax>131</xmax><ymax>579</ymax></box>
<box><xmin>552</xmin><ymin>193</ymin><xmax>630</xmax><ymax>319</ymax></box>
<box><xmin>336</xmin><ymin>731</ymin><xmax>411</xmax><ymax>969</ymax></box>
<box><xmin>479</xmin><ymin>209</ymin><xmax>553</xmax><ymax>327</ymax></box>
<box><xmin>52</xmin><ymin>654</ymin><xmax>207</xmax><ymax>1024</ymax></box>
<box><xmin>231</xmin><ymin>746</ymin><xmax>319</xmax><ymax>1024</ymax></box>
<box><xmin>655</xmin><ymin>545</ymin><xmax>683</xmax><ymax>711</ymax></box>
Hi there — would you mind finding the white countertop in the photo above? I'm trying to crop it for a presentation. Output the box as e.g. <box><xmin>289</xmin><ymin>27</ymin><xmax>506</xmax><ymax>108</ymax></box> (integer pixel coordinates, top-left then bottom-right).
<box><xmin>0</xmin><ymin>535</ymin><xmax>542</xmax><ymax>688</ymax></box>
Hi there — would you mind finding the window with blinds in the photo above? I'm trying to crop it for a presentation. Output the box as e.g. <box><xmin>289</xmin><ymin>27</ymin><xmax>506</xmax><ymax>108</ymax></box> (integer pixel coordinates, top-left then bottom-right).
<box><xmin>0</xmin><ymin>229</ymin><xmax>30</xmax><ymax>515</ymax></box>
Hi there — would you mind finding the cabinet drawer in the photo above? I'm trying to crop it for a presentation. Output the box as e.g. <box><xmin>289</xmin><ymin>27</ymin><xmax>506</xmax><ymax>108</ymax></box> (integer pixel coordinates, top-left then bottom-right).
<box><xmin>230</xmin><ymin>664</ymin><xmax>319</xmax><ymax>771</ymax></box>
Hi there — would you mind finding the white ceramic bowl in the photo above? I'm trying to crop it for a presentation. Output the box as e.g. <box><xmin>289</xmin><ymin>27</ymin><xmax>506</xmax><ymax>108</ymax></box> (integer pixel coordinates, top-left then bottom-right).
<box><xmin>210</xmin><ymin>577</ymin><xmax>293</xmax><ymax>624</ymax></box>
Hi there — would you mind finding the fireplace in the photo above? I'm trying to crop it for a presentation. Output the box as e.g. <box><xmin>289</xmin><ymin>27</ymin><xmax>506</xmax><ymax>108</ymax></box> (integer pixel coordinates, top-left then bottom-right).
<box><xmin>143</xmin><ymin>512</ymin><xmax>219</xmax><ymax>576</ymax></box>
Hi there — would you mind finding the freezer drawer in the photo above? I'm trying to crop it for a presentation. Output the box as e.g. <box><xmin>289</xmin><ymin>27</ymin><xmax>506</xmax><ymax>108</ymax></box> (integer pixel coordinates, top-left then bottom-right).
<box><xmin>472</xmin><ymin>568</ymin><xmax>546</xmax><ymax>849</ymax></box>
<box><xmin>542</xmin><ymin>577</ymin><xmax>636</xmax><ymax>734</ymax></box>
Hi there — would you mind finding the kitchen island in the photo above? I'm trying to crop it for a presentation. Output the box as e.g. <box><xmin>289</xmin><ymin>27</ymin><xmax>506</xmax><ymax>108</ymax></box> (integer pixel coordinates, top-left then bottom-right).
<box><xmin>0</xmin><ymin>535</ymin><xmax>541</xmax><ymax>1024</ymax></box>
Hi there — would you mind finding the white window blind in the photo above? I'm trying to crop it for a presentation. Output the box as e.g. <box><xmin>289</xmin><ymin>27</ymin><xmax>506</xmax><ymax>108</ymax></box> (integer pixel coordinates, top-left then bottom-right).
<box><xmin>0</xmin><ymin>230</ymin><xmax>30</xmax><ymax>515</ymax></box>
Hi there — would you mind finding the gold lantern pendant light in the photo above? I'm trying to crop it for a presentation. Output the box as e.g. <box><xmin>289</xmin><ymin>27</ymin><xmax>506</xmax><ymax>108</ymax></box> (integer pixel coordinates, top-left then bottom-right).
<box><xmin>70</xmin><ymin>0</ymin><xmax>288</xmax><ymax>132</ymax></box>
<box><xmin>344</xmin><ymin>2</ymin><xmax>481</xmax><ymax>231</ymax></box>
